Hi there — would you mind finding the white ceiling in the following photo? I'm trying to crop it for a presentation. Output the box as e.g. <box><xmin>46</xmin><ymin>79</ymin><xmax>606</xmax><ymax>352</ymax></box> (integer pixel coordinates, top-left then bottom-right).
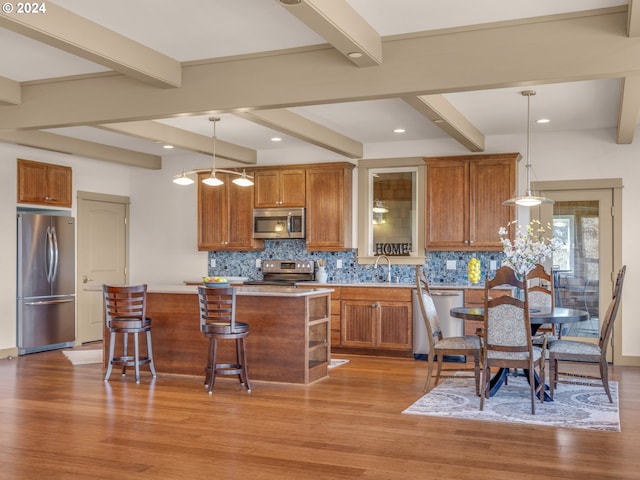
<box><xmin>0</xmin><ymin>0</ymin><xmax>634</xmax><ymax>165</ymax></box>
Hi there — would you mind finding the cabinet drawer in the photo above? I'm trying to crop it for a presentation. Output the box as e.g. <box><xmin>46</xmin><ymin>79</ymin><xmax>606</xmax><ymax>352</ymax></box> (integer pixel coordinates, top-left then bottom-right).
<box><xmin>341</xmin><ymin>287</ymin><xmax>412</xmax><ymax>302</ymax></box>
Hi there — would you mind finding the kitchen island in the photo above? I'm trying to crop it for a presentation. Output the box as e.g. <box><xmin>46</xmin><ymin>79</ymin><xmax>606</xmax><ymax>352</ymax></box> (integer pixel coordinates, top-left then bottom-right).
<box><xmin>104</xmin><ymin>285</ymin><xmax>333</xmax><ymax>385</ymax></box>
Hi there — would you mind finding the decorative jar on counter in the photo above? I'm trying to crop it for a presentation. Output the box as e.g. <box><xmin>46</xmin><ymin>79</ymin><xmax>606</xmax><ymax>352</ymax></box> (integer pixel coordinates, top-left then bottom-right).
<box><xmin>317</xmin><ymin>266</ymin><xmax>328</xmax><ymax>283</ymax></box>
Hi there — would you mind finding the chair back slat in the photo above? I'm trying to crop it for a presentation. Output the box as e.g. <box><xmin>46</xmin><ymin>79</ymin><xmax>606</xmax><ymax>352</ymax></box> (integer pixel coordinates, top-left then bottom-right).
<box><xmin>415</xmin><ymin>266</ymin><xmax>442</xmax><ymax>345</ymax></box>
<box><xmin>599</xmin><ymin>265</ymin><xmax>626</xmax><ymax>349</ymax></box>
<box><xmin>198</xmin><ymin>286</ymin><xmax>236</xmax><ymax>330</ymax></box>
<box><xmin>103</xmin><ymin>284</ymin><xmax>147</xmax><ymax>322</ymax></box>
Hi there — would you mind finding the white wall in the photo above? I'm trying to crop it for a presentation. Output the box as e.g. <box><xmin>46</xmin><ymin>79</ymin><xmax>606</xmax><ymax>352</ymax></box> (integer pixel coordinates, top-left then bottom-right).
<box><xmin>0</xmin><ymin>143</ymin><xmax>131</xmax><ymax>354</ymax></box>
<box><xmin>2</xmin><ymin>125</ymin><xmax>639</xmax><ymax>359</ymax></box>
<box><xmin>128</xmin><ymin>154</ymin><xmax>208</xmax><ymax>285</ymax></box>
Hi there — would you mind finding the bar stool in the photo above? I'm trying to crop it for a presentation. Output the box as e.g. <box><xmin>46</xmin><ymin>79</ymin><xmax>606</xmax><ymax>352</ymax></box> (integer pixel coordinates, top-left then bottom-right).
<box><xmin>103</xmin><ymin>284</ymin><xmax>157</xmax><ymax>383</ymax></box>
<box><xmin>198</xmin><ymin>286</ymin><xmax>251</xmax><ymax>394</ymax></box>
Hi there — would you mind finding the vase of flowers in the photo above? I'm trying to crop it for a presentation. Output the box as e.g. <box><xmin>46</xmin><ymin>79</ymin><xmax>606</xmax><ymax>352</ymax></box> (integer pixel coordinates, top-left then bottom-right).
<box><xmin>498</xmin><ymin>220</ymin><xmax>562</xmax><ymax>276</ymax></box>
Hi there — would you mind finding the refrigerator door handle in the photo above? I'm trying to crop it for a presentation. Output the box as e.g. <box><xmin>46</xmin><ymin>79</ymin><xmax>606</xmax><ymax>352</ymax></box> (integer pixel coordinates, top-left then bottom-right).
<box><xmin>25</xmin><ymin>298</ymin><xmax>75</xmax><ymax>306</ymax></box>
<box><xmin>51</xmin><ymin>226</ymin><xmax>59</xmax><ymax>282</ymax></box>
<box><xmin>45</xmin><ymin>226</ymin><xmax>54</xmax><ymax>283</ymax></box>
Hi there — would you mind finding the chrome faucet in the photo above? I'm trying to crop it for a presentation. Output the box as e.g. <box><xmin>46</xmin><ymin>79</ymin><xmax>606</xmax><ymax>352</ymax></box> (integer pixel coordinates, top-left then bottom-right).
<box><xmin>374</xmin><ymin>255</ymin><xmax>392</xmax><ymax>283</ymax></box>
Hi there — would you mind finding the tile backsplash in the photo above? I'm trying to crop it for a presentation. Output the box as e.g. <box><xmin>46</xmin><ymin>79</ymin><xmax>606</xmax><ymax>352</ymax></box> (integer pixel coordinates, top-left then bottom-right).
<box><xmin>208</xmin><ymin>240</ymin><xmax>504</xmax><ymax>286</ymax></box>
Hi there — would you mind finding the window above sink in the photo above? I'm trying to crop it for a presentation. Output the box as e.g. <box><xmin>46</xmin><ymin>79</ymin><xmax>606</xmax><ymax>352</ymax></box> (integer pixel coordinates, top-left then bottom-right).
<box><xmin>357</xmin><ymin>157</ymin><xmax>426</xmax><ymax>265</ymax></box>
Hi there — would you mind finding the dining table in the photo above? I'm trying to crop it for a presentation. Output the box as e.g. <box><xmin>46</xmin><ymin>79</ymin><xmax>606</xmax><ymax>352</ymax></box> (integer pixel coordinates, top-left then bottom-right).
<box><xmin>450</xmin><ymin>306</ymin><xmax>590</xmax><ymax>401</ymax></box>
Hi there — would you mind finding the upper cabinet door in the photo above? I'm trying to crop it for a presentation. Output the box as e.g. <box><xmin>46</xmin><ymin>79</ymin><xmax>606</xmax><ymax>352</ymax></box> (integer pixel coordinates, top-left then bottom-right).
<box><xmin>426</xmin><ymin>153</ymin><xmax>519</xmax><ymax>251</ymax></box>
<box><xmin>426</xmin><ymin>159</ymin><xmax>469</xmax><ymax>249</ymax></box>
<box><xmin>197</xmin><ymin>172</ymin><xmax>264</xmax><ymax>252</ymax></box>
<box><xmin>17</xmin><ymin>159</ymin><xmax>72</xmax><ymax>208</ymax></box>
<box><xmin>469</xmin><ymin>157</ymin><xmax>517</xmax><ymax>248</ymax></box>
<box><xmin>254</xmin><ymin>168</ymin><xmax>305</xmax><ymax>208</ymax></box>
<box><xmin>305</xmin><ymin>163</ymin><xmax>354</xmax><ymax>251</ymax></box>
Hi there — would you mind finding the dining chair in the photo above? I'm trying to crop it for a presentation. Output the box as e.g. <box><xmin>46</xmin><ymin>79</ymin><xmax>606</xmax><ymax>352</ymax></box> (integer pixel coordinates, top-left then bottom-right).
<box><xmin>198</xmin><ymin>286</ymin><xmax>251</xmax><ymax>394</ymax></box>
<box><xmin>527</xmin><ymin>263</ymin><xmax>558</xmax><ymax>343</ymax></box>
<box><xmin>415</xmin><ymin>266</ymin><xmax>481</xmax><ymax>393</ymax></box>
<box><xmin>548</xmin><ymin>265</ymin><xmax>626</xmax><ymax>403</ymax></box>
<box><xmin>103</xmin><ymin>284</ymin><xmax>157</xmax><ymax>384</ymax></box>
<box><xmin>480</xmin><ymin>266</ymin><xmax>545</xmax><ymax>414</ymax></box>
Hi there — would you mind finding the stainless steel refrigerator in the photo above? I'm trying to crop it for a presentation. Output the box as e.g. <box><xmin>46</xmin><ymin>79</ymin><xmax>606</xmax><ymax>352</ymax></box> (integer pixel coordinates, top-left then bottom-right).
<box><xmin>17</xmin><ymin>213</ymin><xmax>76</xmax><ymax>355</ymax></box>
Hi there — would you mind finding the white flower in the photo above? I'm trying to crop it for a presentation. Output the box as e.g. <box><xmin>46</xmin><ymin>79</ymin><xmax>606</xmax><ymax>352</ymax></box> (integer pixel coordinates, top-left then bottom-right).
<box><xmin>498</xmin><ymin>220</ymin><xmax>563</xmax><ymax>275</ymax></box>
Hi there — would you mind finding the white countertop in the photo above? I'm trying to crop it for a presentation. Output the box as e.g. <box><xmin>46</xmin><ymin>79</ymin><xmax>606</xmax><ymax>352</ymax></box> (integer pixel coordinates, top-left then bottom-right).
<box><xmin>300</xmin><ymin>281</ymin><xmax>485</xmax><ymax>289</ymax></box>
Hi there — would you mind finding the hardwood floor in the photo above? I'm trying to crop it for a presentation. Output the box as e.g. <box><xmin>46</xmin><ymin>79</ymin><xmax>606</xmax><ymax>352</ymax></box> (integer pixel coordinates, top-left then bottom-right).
<box><xmin>1</xmin><ymin>348</ymin><xmax>639</xmax><ymax>479</ymax></box>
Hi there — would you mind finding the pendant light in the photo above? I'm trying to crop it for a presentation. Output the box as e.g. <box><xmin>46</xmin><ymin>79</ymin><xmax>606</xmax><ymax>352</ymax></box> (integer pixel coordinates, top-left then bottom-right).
<box><xmin>372</xmin><ymin>200</ymin><xmax>388</xmax><ymax>213</ymax></box>
<box><xmin>503</xmin><ymin>90</ymin><xmax>554</xmax><ymax>207</ymax></box>
<box><xmin>171</xmin><ymin>117</ymin><xmax>254</xmax><ymax>187</ymax></box>
<box><xmin>173</xmin><ymin>171</ymin><xmax>194</xmax><ymax>185</ymax></box>
<box><xmin>202</xmin><ymin>117</ymin><xmax>225</xmax><ymax>186</ymax></box>
<box><xmin>232</xmin><ymin>169</ymin><xmax>254</xmax><ymax>187</ymax></box>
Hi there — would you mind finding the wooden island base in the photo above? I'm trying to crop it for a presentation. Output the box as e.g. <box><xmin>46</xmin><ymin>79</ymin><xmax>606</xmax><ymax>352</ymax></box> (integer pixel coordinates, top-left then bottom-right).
<box><xmin>104</xmin><ymin>286</ymin><xmax>332</xmax><ymax>385</ymax></box>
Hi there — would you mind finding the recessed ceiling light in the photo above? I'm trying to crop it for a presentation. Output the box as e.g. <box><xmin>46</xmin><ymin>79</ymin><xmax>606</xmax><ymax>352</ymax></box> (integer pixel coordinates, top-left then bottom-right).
<box><xmin>348</xmin><ymin>52</ymin><xmax>363</xmax><ymax>58</ymax></box>
<box><xmin>536</xmin><ymin>118</ymin><xmax>550</xmax><ymax>124</ymax></box>
<box><xmin>163</xmin><ymin>145</ymin><xmax>174</xmax><ymax>149</ymax></box>
<box><xmin>279</xmin><ymin>0</ymin><xmax>301</xmax><ymax>5</ymax></box>
<box><xmin>271</xmin><ymin>137</ymin><xmax>282</xmax><ymax>142</ymax></box>
<box><xmin>393</xmin><ymin>128</ymin><xmax>406</xmax><ymax>134</ymax></box>
<box><xmin>433</xmin><ymin>118</ymin><xmax>444</xmax><ymax>124</ymax></box>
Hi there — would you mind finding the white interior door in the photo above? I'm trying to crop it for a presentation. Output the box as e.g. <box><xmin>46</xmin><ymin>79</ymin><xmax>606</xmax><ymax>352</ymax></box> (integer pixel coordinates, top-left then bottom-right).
<box><xmin>76</xmin><ymin>194</ymin><xmax>128</xmax><ymax>344</ymax></box>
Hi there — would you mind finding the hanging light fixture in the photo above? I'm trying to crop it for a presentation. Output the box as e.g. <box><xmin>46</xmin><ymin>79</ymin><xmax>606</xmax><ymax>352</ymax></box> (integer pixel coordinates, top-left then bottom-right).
<box><xmin>173</xmin><ymin>171</ymin><xmax>194</xmax><ymax>185</ymax></box>
<box><xmin>232</xmin><ymin>169</ymin><xmax>254</xmax><ymax>187</ymax></box>
<box><xmin>202</xmin><ymin>117</ymin><xmax>225</xmax><ymax>186</ymax></box>
<box><xmin>503</xmin><ymin>90</ymin><xmax>554</xmax><ymax>207</ymax></box>
<box><xmin>171</xmin><ymin>117</ymin><xmax>254</xmax><ymax>187</ymax></box>
<box><xmin>372</xmin><ymin>200</ymin><xmax>389</xmax><ymax>213</ymax></box>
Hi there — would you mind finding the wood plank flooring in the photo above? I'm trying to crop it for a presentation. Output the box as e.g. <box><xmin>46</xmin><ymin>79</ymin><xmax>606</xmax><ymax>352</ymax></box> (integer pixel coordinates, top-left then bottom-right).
<box><xmin>0</xmin><ymin>347</ymin><xmax>639</xmax><ymax>479</ymax></box>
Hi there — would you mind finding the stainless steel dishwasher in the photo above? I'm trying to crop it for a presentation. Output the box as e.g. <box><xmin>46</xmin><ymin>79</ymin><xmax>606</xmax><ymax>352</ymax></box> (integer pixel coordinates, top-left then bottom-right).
<box><xmin>413</xmin><ymin>289</ymin><xmax>464</xmax><ymax>359</ymax></box>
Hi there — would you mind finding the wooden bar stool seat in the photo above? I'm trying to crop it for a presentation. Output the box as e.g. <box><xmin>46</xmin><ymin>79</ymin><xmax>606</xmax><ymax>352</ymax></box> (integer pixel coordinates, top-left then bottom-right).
<box><xmin>198</xmin><ymin>286</ymin><xmax>251</xmax><ymax>394</ymax></box>
<box><xmin>103</xmin><ymin>284</ymin><xmax>157</xmax><ymax>384</ymax></box>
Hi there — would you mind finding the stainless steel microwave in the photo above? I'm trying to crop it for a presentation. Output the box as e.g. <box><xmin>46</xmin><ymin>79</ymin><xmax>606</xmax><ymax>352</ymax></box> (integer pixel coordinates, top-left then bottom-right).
<box><xmin>253</xmin><ymin>207</ymin><xmax>305</xmax><ymax>239</ymax></box>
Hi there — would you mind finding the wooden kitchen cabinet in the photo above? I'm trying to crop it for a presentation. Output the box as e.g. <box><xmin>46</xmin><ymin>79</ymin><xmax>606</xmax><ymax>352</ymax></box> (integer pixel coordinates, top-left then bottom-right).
<box><xmin>338</xmin><ymin>287</ymin><xmax>412</xmax><ymax>355</ymax></box>
<box><xmin>17</xmin><ymin>158</ymin><xmax>72</xmax><ymax>208</ymax></box>
<box><xmin>305</xmin><ymin>162</ymin><xmax>354</xmax><ymax>251</ymax></box>
<box><xmin>425</xmin><ymin>153</ymin><xmax>519</xmax><ymax>251</ymax></box>
<box><xmin>197</xmin><ymin>171</ymin><xmax>264</xmax><ymax>251</ymax></box>
<box><xmin>254</xmin><ymin>168</ymin><xmax>306</xmax><ymax>207</ymax></box>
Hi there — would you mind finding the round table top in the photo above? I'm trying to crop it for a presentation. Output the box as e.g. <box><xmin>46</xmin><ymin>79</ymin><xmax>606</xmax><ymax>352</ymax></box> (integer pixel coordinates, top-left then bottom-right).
<box><xmin>450</xmin><ymin>306</ymin><xmax>589</xmax><ymax>325</ymax></box>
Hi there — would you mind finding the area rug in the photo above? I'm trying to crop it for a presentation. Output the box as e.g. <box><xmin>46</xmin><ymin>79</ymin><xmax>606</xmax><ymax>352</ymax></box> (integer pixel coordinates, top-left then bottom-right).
<box><xmin>62</xmin><ymin>349</ymin><xmax>103</xmax><ymax>365</ymax></box>
<box><xmin>328</xmin><ymin>358</ymin><xmax>349</xmax><ymax>369</ymax></box>
<box><xmin>402</xmin><ymin>374</ymin><xmax>620</xmax><ymax>432</ymax></box>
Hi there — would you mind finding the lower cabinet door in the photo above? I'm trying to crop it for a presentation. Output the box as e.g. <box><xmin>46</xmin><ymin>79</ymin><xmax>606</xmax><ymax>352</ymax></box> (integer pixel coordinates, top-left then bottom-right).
<box><xmin>341</xmin><ymin>301</ymin><xmax>376</xmax><ymax>347</ymax></box>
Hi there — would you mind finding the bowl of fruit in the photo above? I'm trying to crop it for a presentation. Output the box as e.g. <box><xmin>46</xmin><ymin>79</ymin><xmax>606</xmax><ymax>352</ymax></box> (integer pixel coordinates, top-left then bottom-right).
<box><xmin>203</xmin><ymin>276</ymin><xmax>230</xmax><ymax>288</ymax></box>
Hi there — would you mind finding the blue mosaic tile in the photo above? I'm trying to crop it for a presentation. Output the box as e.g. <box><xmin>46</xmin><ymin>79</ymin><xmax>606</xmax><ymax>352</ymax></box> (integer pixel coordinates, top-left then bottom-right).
<box><xmin>208</xmin><ymin>242</ymin><xmax>504</xmax><ymax>285</ymax></box>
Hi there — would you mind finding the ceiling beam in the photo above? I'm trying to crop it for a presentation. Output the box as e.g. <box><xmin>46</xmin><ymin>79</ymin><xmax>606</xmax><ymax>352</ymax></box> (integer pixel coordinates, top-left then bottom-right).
<box><xmin>403</xmin><ymin>95</ymin><xmax>485</xmax><ymax>152</ymax></box>
<box><xmin>1</xmin><ymin>11</ymin><xmax>639</xmax><ymax>130</ymax></box>
<box><xmin>0</xmin><ymin>76</ymin><xmax>20</xmax><ymax>105</ymax></box>
<box><xmin>0</xmin><ymin>2</ymin><xmax>181</xmax><ymax>88</ymax></box>
<box><xmin>629</xmin><ymin>0</ymin><xmax>640</xmax><ymax>36</ymax></box>
<box><xmin>277</xmin><ymin>0</ymin><xmax>382</xmax><ymax>67</ymax></box>
<box><xmin>235</xmin><ymin>109</ymin><xmax>363</xmax><ymax>158</ymax></box>
<box><xmin>0</xmin><ymin>129</ymin><xmax>161</xmax><ymax>169</ymax></box>
<box><xmin>616</xmin><ymin>75</ymin><xmax>640</xmax><ymax>144</ymax></box>
<box><xmin>98</xmin><ymin>121</ymin><xmax>257</xmax><ymax>165</ymax></box>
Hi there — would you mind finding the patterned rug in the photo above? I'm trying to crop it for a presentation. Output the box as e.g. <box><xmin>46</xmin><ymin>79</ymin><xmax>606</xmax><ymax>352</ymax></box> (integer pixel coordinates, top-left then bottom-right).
<box><xmin>62</xmin><ymin>349</ymin><xmax>103</xmax><ymax>365</ymax></box>
<box><xmin>402</xmin><ymin>374</ymin><xmax>620</xmax><ymax>432</ymax></box>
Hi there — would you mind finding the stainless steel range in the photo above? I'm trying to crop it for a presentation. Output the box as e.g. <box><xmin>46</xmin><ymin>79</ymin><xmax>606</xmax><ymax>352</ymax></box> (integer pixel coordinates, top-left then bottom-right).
<box><xmin>244</xmin><ymin>260</ymin><xmax>315</xmax><ymax>286</ymax></box>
